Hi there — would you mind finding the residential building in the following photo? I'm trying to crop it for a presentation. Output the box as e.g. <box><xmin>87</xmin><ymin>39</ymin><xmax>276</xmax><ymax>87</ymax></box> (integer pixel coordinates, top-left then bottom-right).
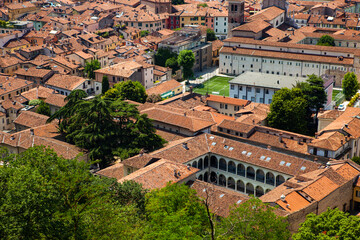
<box><xmin>159</xmin><ymin>27</ymin><xmax>212</xmax><ymax>72</ymax></box>
<box><xmin>0</xmin><ymin>76</ymin><xmax>34</xmax><ymax>101</ymax></box>
<box><xmin>14</xmin><ymin>67</ymin><xmax>54</xmax><ymax>85</ymax></box>
<box><xmin>146</xmin><ymin>79</ymin><xmax>182</xmax><ymax>99</ymax></box>
<box><xmin>213</xmin><ymin>10</ymin><xmax>228</xmax><ymax>40</ymax></box>
<box><xmin>6</xmin><ymin>2</ymin><xmax>38</xmax><ymax>20</ymax></box>
<box><xmin>206</xmin><ymin>94</ymin><xmax>250</xmax><ymax>116</ymax></box>
<box><xmin>45</xmin><ymin>93</ymin><xmax>66</xmax><ymax>115</ymax></box>
<box><xmin>45</xmin><ymin>74</ymin><xmax>101</xmax><ymax>96</ymax></box>
<box><xmin>94</xmin><ymin>60</ymin><xmax>154</xmax><ymax>89</ymax></box>
<box><xmin>14</xmin><ymin>111</ymin><xmax>49</xmax><ymax>132</ymax></box>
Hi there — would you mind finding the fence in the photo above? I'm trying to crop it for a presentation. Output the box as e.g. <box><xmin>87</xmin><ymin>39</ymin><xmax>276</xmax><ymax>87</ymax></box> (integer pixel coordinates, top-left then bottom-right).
<box><xmin>334</xmin><ymin>91</ymin><xmax>345</xmax><ymax>106</ymax></box>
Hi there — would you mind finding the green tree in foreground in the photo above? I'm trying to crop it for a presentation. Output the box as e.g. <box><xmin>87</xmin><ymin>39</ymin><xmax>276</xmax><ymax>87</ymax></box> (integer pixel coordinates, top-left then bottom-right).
<box><xmin>178</xmin><ymin>50</ymin><xmax>195</xmax><ymax>80</ymax></box>
<box><xmin>316</xmin><ymin>35</ymin><xmax>335</xmax><ymax>46</ymax></box>
<box><xmin>102</xmin><ymin>75</ymin><xmax>110</xmax><ymax>94</ymax></box>
<box><xmin>104</xmin><ymin>80</ymin><xmax>148</xmax><ymax>103</ymax></box>
<box><xmin>146</xmin><ymin>93</ymin><xmax>162</xmax><ymax>103</ymax></box>
<box><xmin>206</xmin><ymin>28</ymin><xmax>217</xmax><ymax>41</ymax></box>
<box><xmin>165</xmin><ymin>56</ymin><xmax>179</xmax><ymax>74</ymax></box>
<box><xmin>140</xmin><ymin>30</ymin><xmax>150</xmax><ymax>37</ymax></box>
<box><xmin>144</xmin><ymin>183</ymin><xmax>209</xmax><ymax>239</ymax></box>
<box><xmin>352</xmin><ymin>156</ymin><xmax>360</xmax><ymax>165</ymax></box>
<box><xmin>84</xmin><ymin>59</ymin><xmax>101</xmax><ymax>79</ymax></box>
<box><xmin>342</xmin><ymin>72</ymin><xmax>359</xmax><ymax>100</ymax></box>
<box><xmin>155</xmin><ymin>48</ymin><xmax>178</xmax><ymax>67</ymax></box>
<box><xmin>0</xmin><ymin>146</ymin><xmax>144</xmax><ymax>240</ymax></box>
<box><xmin>267</xmin><ymin>88</ymin><xmax>308</xmax><ymax>134</ymax></box>
<box><xmin>36</xmin><ymin>100</ymin><xmax>50</xmax><ymax>116</ymax></box>
<box><xmin>293</xmin><ymin>208</ymin><xmax>360</xmax><ymax>240</ymax></box>
<box><xmin>217</xmin><ymin>197</ymin><xmax>290</xmax><ymax>240</ymax></box>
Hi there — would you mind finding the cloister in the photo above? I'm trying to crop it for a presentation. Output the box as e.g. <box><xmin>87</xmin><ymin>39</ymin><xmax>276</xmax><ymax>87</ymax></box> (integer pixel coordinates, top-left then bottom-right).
<box><xmin>187</xmin><ymin>154</ymin><xmax>291</xmax><ymax>197</ymax></box>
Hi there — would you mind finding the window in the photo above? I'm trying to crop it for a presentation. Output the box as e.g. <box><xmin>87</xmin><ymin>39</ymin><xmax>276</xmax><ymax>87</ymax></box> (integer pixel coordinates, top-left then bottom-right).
<box><xmin>225</xmin><ymin>104</ymin><xmax>228</xmax><ymax>109</ymax></box>
<box><xmin>256</xmin><ymin>88</ymin><xmax>260</xmax><ymax>93</ymax></box>
<box><xmin>230</xmin><ymin>84</ymin><xmax>234</xmax><ymax>90</ymax></box>
<box><xmin>251</xmin><ymin>97</ymin><xmax>255</xmax><ymax>101</ymax></box>
<box><xmin>246</xmin><ymin>87</ymin><xmax>251</xmax><ymax>92</ymax></box>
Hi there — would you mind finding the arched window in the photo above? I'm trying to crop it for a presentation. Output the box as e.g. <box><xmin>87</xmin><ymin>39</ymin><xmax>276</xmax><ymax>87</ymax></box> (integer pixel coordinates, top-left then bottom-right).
<box><xmin>219</xmin><ymin>158</ymin><xmax>227</xmax><ymax>171</ymax></box>
<box><xmin>246</xmin><ymin>166</ymin><xmax>255</xmax><ymax>180</ymax></box>
<box><xmin>198</xmin><ymin>158</ymin><xmax>203</xmax><ymax>170</ymax></box>
<box><xmin>198</xmin><ymin>174</ymin><xmax>203</xmax><ymax>181</ymax></box>
<box><xmin>246</xmin><ymin>183</ymin><xmax>254</xmax><ymax>195</ymax></box>
<box><xmin>210</xmin><ymin>171</ymin><xmax>217</xmax><ymax>184</ymax></box>
<box><xmin>276</xmin><ymin>175</ymin><xmax>285</xmax><ymax>186</ymax></box>
<box><xmin>237</xmin><ymin>180</ymin><xmax>245</xmax><ymax>192</ymax></box>
<box><xmin>204</xmin><ymin>172</ymin><xmax>209</xmax><ymax>182</ymax></box>
<box><xmin>255</xmin><ymin>186</ymin><xmax>264</xmax><ymax>197</ymax></box>
<box><xmin>256</xmin><ymin>169</ymin><xmax>265</xmax><ymax>183</ymax></box>
<box><xmin>210</xmin><ymin>156</ymin><xmax>218</xmax><ymax>168</ymax></box>
<box><xmin>204</xmin><ymin>156</ymin><xmax>209</xmax><ymax>168</ymax></box>
<box><xmin>219</xmin><ymin>174</ymin><xmax>226</xmax><ymax>186</ymax></box>
<box><xmin>228</xmin><ymin>177</ymin><xmax>235</xmax><ymax>189</ymax></box>
<box><xmin>237</xmin><ymin>163</ymin><xmax>245</xmax><ymax>176</ymax></box>
<box><xmin>192</xmin><ymin>161</ymin><xmax>197</xmax><ymax>168</ymax></box>
<box><xmin>265</xmin><ymin>189</ymin><xmax>271</xmax><ymax>194</ymax></box>
<box><xmin>228</xmin><ymin>161</ymin><xmax>236</xmax><ymax>174</ymax></box>
<box><xmin>266</xmin><ymin>172</ymin><xmax>275</xmax><ymax>186</ymax></box>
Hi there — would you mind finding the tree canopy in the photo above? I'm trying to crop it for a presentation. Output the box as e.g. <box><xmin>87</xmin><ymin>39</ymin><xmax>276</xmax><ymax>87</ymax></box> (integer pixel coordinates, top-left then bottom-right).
<box><xmin>36</xmin><ymin>100</ymin><xmax>51</xmax><ymax>116</ymax></box>
<box><xmin>171</xmin><ymin>0</ymin><xmax>184</xmax><ymax>5</ymax></box>
<box><xmin>0</xmin><ymin>146</ymin><xmax>145</xmax><ymax>240</ymax></box>
<box><xmin>342</xmin><ymin>72</ymin><xmax>359</xmax><ymax>100</ymax></box>
<box><xmin>155</xmin><ymin>48</ymin><xmax>178</xmax><ymax>67</ymax></box>
<box><xmin>84</xmin><ymin>59</ymin><xmax>101</xmax><ymax>79</ymax></box>
<box><xmin>146</xmin><ymin>93</ymin><xmax>162</xmax><ymax>103</ymax></box>
<box><xmin>103</xmin><ymin>80</ymin><xmax>148</xmax><ymax>103</ymax></box>
<box><xmin>48</xmin><ymin>94</ymin><xmax>164</xmax><ymax>166</ymax></box>
<box><xmin>206</xmin><ymin>29</ymin><xmax>217</xmax><ymax>41</ymax></box>
<box><xmin>267</xmin><ymin>88</ymin><xmax>308</xmax><ymax>134</ymax></box>
<box><xmin>217</xmin><ymin>197</ymin><xmax>290</xmax><ymax>240</ymax></box>
<box><xmin>102</xmin><ymin>75</ymin><xmax>110</xmax><ymax>94</ymax></box>
<box><xmin>316</xmin><ymin>35</ymin><xmax>335</xmax><ymax>46</ymax></box>
<box><xmin>293</xmin><ymin>208</ymin><xmax>360</xmax><ymax>240</ymax></box>
<box><xmin>165</xmin><ymin>57</ymin><xmax>179</xmax><ymax>74</ymax></box>
<box><xmin>178</xmin><ymin>50</ymin><xmax>195</xmax><ymax>80</ymax></box>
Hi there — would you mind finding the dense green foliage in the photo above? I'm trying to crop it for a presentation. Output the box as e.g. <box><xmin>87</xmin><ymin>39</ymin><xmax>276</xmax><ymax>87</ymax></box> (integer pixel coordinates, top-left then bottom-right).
<box><xmin>351</xmin><ymin>156</ymin><xmax>360</xmax><ymax>165</ymax></box>
<box><xmin>50</xmin><ymin>95</ymin><xmax>164</xmax><ymax>166</ymax></box>
<box><xmin>84</xmin><ymin>59</ymin><xmax>101</xmax><ymax>79</ymax></box>
<box><xmin>155</xmin><ymin>48</ymin><xmax>178</xmax><ymax>67</ymax></box>
<box><xmin>140</xmin><ymin>30</ymin><xmax>150</xmax><ymax>37</ymax></box>
<box><xmin>206</xmin><ymin>28</ymin><xmax>217</xmax><ymax>41</ymax></box>
<box><xmin>316</xmin><ymin>35</ymin><xmax>335</xmax><ymax>46</ymax></box>
<box><xmin>342</xmin><ymin>72</ymin><xmax>359</xmax><ymax>100</ymax></box>
<box><xmin>165</xmin><ymin>57</ymin><xmax>180</xmax><ymax>74</ymax></box>
<box><xmin>36</xmin><ymin>100</ymin><xmax>51</xmax><ymax>116</ymax></box>
<box><xmin>0</xmin><ymin>146</ymin><xmax>144</xmax><ymax>240</ymax></box>
<box><xmin>103</xmin><ymin>80</ymin><xmax>147</xmax><ymax>103</ymax></box>
<box><xmin>197</xmin><ymin>3</ymin><xmax>208</xmax><ymax>7</ymax></box>
<box><xmin>28</xmin><ymin>99</ymin><xmax>42</xmax><ymax>106</ymax></box>
<box><xmin>267</xmin><ymin>88</ymin><xmax>308</xmax><ymax>134</ymax></box>
<box><xmin>269</xmin><ymin>75</ymin><xmax>327</xmax><ymax>135</ymax></box>
<box><xmin>218</xmin><ymin>198</ymin><xmax>290</xmax><ymax>240</ymax></box>
<box><xmin>293</xmin><ymin>208</ymin><xmax>360</xmax><ymax>240</ymax></box>
<box><xmin>178</xmin><ymin>50</ymin><xmax>195</xmax><ymax>80</ymax></box>
<box><xmin>348</xmin><ymin>92</ymin><xmax>359</xmax><ymax>107</ymax></box>
<box><xmin>102</xmin><ymin>75</ymin><xmax>110</xmax><ymax>94</ymax></box>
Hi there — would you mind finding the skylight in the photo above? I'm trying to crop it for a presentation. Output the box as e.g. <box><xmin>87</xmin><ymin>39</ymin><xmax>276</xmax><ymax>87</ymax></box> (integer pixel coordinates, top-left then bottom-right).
<box><xmin>265</xmin><ymin>157</ymin><xmax>271</xmax><ymax>162</ymax></box>
<box><xmin>260</xmin><ymin>156</ymin><xmax>266</xmax><ymax>160</ymax></box>
<box><xmin>224</xmin><ymin>145</ymin><xmax>229</xmax><ymax>149</ymax></box>
<box><xmin>237</xmin><ymin>200</ymin><xmax>242</xmax><ymax>204</ymax></box>
<box><xmin>286</xmin><ymin>162</ymin><xmax>292</xmax><ymax>167</ymax></box>
<box><xmin>242</xmin><ymin>151</ymin><xmax>247</xmax><ymax>155</ymax></box>
<box><xmin>280</xmin><ymin>161</ymin><xmax>285</xmax><ymax>166</ymax></box>
<box><xmin>229</xmin><ymin>147</ymin><xmax>234</xmax><ymax>151</ymax></box>
<box><xmin>209</xmin><ymin>136</ymin><xmax>214</xmax><ymax>140</ymax></box>
<box><xmin>300</xmin><ymin>166</ymin><xmax>306</xmax><ymax>171</ymax></box>
<box><xmin>247</xmin><ymin>152</ymin><xmax>252</xmax><ymax>157</ymax></box>
<box><xmin>212</xmin><ymin>142</ymin><xmax>216</xmax><ymax>146</ymax></box>
<box><xmin>219</xmin><ymin>194</ymin><xmax>225</xmax><ymax>198</ymax></box>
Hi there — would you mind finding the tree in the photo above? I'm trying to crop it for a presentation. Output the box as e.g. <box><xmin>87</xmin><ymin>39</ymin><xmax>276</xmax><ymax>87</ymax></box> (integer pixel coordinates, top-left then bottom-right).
<box><xmin>29</xmin><ymin>99</ymin><xmax>42</xmax><ymax>106</ymax></box>
<box><xmin>140</xmin><ymin>30</ymin><xmax>150</xmax><ymax>37</ymax></box>
<box><xmin>197</xmin><ymin>3</ymin><xmax>208</xmax><ymax>7</ymax></box>
<box><xmin>206</xmin><ymin>29</ymin><xmax>217</xmax><ymax>41</ymax></box>
<box><xmin>102</xmin><ymin>75</ymin><xmax>110</xmax><ymax>94</ymax></box>
<box><xmin>171</xmin><ymin>0</ymin><xmax>184</xmax><ymax>5</ymax></box>
<box><xmin>217</xmin><ymin>197</ymin><xmax>290</xmax><ymax>240</ymax></box>
<box><xmin>317</xmin><ymin>35</ymin><xmax>335</xmax><ymax>46</ymax></box>
<box><xmin>267</xmin><ymin>88</ymin><xmax>308</xmax><ymax>134</ymax></box>
<box><xmin>299</xmin><ymin>74</ymin><xmax>327</xmax><ymax>115</ymax></box>
<box><xmin>178</xmin><ymin>50</ymin><xmax>195</xmax><ymax>80</ymax></box>
<box><xmin>84</xmin><ymin>59</ymin><xmax>101</xmax><ymax>79</ymax></box>
<box><xmin>0</xmin><ymin>146</ymin><xmax>143</xmax><ymax>240</ymax></box>
<box><xmin>342</xmin><ymin>72</ymin><xmax>359</xmax><ymax>100</ymax></box>
<box><xmin>146</xmin><ymin>93</ymin><xmax>162</xmax><ymax>103</ymax></box>
<box><xmin>293</xmin><ymin>208</ymin><xmax>360</xmax><ymax>240</ymax></box>
<box><xmin>60</xmin><ymin>96</ymin><xmax>165</xmax><ymax>166</ymax></box>
<box><xmin>36</xmin><ymin>100</ymin><xmax>51</xmax><ymax>116</ymax></box>
<box><xmin>115</xmin><ymin>80</ymin><xmax>148</xmax><ymax>103</ymax></box>
<box><xmin>351</xmin><ymin>156</ymin><xmax>360</xmax><ymax>165</ymax></box>
<box><xmin>165</xmin><ymin>57</ymin><xmax>179</xmax><ymax>74</ymax></box>
<box><xmin>143</xmin><ymin>183</ymin><xmax>209</xmax><ymax>239</ymax></box>
<box><xmin>155</xmin><ymin>48</ymin><xmax>177</xmax><ymax>67</ymax></box>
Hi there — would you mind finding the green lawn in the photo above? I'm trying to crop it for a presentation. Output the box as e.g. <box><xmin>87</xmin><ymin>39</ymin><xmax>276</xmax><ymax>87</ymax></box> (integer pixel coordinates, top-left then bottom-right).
<box><xmin>193</xmin><ymin>76</ymin><xmax>233</xmax><ymax>96</ymax></box>
<box><xmin>332</xmin><ymin>89</ymin><xmax>342</xmax><ymax>100</ymax></box>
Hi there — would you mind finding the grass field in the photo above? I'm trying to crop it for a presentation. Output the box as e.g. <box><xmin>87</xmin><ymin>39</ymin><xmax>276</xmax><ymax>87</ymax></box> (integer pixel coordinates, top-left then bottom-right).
<box><xmin>193</xmin><ymin>76</ymin><xmax>233</xmax><ymax>96</ymax></box>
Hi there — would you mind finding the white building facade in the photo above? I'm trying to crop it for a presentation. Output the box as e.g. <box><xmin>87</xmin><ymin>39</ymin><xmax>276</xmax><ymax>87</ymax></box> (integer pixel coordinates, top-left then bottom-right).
<box><xmin>214</xmin><ymin>15</ymin><xmax>228</xmax><ymax>40</ymax></box>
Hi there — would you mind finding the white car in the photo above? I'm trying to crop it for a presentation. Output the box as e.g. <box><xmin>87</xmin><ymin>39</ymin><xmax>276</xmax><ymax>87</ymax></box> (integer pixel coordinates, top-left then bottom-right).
<box><xmin>338</xmin><ymin>104</ymin><xmax>345</xmax><ymax>111</ymax></box>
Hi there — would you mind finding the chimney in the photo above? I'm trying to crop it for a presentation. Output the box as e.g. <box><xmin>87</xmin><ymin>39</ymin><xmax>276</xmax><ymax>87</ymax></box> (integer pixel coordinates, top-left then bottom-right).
<box><xmin>174</xmin><ymin>169</ymin><xmax>178</xmax><ymax>178</ymax></box>
<box><xmin>182</xmin><ymin>143</ymin><xmax>189</xmax><ymax>150</ymax></box>
<box><xmin>10</xmin><ymin>135</ymin><xmax>15</xmax><ymax>140</ymax></box>
<box><xmin>30</xmin><ymin>129</ymin><xmax>34</xmax><ymax>136</ymax></box>
<box><xmin>315</xmin><ymin>133</ymin><xmax>318</xmax><ymax>139</ymax></box>
<box><xmin>280</xmin><ymin>194</ymin><xmax>286</xmax><ymax>202</ymax></box>
<box><xmin>298</xmin><ymin>138</ymin><xmax>301</xmax><ymax>145</ymax></box>
<box><xmin>345</xmin><ymin>123</ymin><xmax>349</xmax><ymax>128</ymax></box>
<box><xmin>279</xmin><ymin>133</ymin><xmax>283</xmax><ymax>143</ymax></box>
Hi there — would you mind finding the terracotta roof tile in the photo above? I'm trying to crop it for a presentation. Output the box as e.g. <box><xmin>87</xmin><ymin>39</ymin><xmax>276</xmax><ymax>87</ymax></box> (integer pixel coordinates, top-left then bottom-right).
<box><xmin>14</xmin><ymin>111</ymin><xmax>49</xmax><ymax>128</ymax></box>
<box><xmin>146</xmin><ymin>79</ymin><xmax>181</xmax><ymax>96</ymax></box>
<box><xmin>206</xmin><ymin>94</ymin><xmax>250</xmax><ymax>107</ymax></box>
